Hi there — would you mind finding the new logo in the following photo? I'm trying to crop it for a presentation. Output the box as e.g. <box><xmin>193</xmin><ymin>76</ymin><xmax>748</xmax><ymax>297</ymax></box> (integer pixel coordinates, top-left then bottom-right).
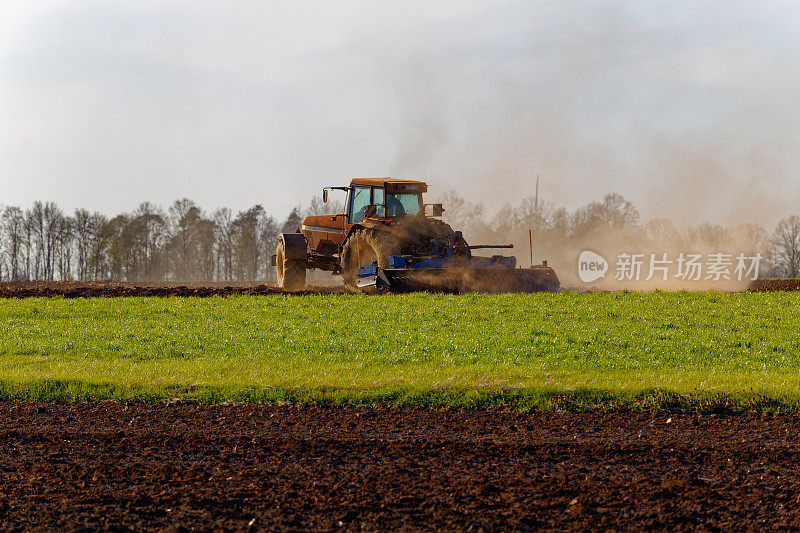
<box><xmin>578</xmin><ymin>250</ymin><xmax>608</xmax><ymax>283</ymax></box>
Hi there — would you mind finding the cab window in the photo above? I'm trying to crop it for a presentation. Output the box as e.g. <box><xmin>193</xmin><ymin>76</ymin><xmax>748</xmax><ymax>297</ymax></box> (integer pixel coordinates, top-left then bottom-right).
<box><xmin>386</xmin><ymin>192</ymin><xmax>422</xmax><ymax>217</ymax></box>
<box><xmin>373</xmin><ymin>187</ymin><xmax>385</xmax><ymax>217</ymax></box>
<box><xmin>349</xmin><ymin>186</ymin><xmax>371</xmax><ymax>224</ymax></box>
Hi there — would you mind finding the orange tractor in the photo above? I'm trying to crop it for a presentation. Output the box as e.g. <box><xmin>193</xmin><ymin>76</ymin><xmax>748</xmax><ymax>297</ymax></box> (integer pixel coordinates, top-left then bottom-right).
<box><xmin>273</xmin><ymin>177</ymin><xmax>559</xmax><ymax>293</ymax></box>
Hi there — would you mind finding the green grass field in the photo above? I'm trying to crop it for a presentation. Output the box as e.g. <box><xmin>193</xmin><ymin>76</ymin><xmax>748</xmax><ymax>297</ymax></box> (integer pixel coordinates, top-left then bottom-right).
<box><xmin>2</xmin><ymin>291</ymin><xmax>800</xmax><ymax>411</ymax></box>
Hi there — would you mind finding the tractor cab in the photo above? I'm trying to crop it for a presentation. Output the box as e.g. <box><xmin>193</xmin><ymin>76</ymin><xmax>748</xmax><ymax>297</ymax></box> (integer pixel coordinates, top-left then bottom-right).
<box><xmin>302</xmin><ymin>178</ymin><xmax>438</xmax><ymax>259</ymax></box>
<box><xmin>330</xmin><ymin>178</ymin><xmax>429</xmax><ymax>224</ymax></box>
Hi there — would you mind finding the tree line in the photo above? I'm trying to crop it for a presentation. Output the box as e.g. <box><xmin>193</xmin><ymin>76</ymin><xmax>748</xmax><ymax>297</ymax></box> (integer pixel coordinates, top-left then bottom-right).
<box><xmin>437</xmin><ymin>190</ymin><xmax>800</xmax><ymax>279</ymax></box>
<box><xmin>0</xmin><ymin>197</ymin><xmax>340</xmax><ymax>283</ymax></box>
<box><xmin>1</xmin><ymin>190</ymin><xmax>798</xmax><ymax>281</ymax></box>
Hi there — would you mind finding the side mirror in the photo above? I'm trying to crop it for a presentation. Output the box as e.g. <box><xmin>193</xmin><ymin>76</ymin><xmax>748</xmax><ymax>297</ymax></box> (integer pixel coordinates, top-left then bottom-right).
<box><xmin>431</xmin><ymin>203</ymin><xmax>444</xmax><ymax>217</ymax></box>
<box><xmin>364</xmin><ymin>204</ymin><xmax>378</xmax><ymax>219</ymax></box>
<box><xmin>322</xmin><ymin>188</ymin><xmax>328</xmax><ymax>203</ymax></box>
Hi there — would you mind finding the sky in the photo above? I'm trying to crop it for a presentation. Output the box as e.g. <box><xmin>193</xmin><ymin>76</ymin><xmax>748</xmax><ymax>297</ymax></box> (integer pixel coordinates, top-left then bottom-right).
<box><xmin>1</xmin><ymin>0</ymin><xmax>800</xmax><ymax>225</ymax></box>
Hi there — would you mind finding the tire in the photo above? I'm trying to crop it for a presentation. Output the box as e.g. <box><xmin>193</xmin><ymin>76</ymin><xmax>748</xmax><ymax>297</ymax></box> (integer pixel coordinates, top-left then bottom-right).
<box><xmin>340</xmin><ymin>228</ymin><xmax>404</xmax><ymax>286</ymax></box>
<box><xmin>276</xmin><ymin>239</ymin><xmax>306</xmax><ymax>291</ymax></box>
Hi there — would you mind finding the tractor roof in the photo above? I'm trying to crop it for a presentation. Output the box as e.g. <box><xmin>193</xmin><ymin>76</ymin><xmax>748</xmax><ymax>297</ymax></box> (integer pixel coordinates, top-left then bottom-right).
<box><xmin>350</xmin><ymin>177</ymin><xmax>428</xmax><ymax>192</ymax></box>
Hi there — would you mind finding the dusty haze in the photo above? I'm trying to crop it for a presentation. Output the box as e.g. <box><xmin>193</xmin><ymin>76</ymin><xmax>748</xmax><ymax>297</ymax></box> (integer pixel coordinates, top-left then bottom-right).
<box><xmin>1</xmin><ymin>1</ymin><xmax>799</xmax><ymax>230</ymax></box>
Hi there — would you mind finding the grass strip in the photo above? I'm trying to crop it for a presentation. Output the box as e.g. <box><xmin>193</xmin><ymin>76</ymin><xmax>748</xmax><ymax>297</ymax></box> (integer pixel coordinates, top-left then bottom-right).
<box><xmin>2</xmin><ymin>291</ymin><xmax>800</xmax><ymax>412</ymax></box>
<box><xmin>0</xmin><ymin>379</ymin><xmax>797</xmax><ymax>414</ymax></box>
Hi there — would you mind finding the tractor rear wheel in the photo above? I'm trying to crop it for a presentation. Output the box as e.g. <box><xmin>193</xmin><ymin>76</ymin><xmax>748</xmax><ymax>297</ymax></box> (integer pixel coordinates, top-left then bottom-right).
<box><xmin>276</xmin><ymin>238</ymin><xmax>306</xmax><ymax>291</ymax></box>
<box><xmin>340</xmin><ymin>228</ymin><xmax>403</xmax><ymax>286</ymax></box>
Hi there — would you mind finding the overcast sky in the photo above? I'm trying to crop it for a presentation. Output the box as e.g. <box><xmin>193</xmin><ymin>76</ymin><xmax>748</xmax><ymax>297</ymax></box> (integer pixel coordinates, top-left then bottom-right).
<box><xmin>1</xmin><ymin>1</ymin><xmax>799</xmax><ymax>224</ymax></box>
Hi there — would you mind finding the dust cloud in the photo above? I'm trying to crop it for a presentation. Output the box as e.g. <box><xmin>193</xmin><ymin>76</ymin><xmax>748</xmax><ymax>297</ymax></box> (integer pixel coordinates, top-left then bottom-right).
<box><xmin>372</xmin><ymin>6</ymin><xmax>800</xmax><ymax>291</ymax></box>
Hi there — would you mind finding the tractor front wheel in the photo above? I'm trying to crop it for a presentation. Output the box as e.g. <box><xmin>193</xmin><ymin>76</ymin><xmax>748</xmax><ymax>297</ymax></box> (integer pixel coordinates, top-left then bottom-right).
<box><xmin>340</xmin><ymin>228</ymin><xmax>403</xmax><ymax>286</ymax></box>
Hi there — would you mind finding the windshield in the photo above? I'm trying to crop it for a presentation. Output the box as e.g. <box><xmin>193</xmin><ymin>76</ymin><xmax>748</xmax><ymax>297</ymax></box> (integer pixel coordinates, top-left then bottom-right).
<box><xmin>386</xmin><ymin>193</ymin><xmax>422</xmax><ymax>217</ymax></box>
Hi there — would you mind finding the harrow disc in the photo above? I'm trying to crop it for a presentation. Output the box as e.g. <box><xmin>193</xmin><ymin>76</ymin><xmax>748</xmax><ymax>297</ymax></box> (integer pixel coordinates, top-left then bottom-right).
<box><xmin>377</xmin><ymin>267</ymin><xmax>559</xmax><ymax>294</ymax></box>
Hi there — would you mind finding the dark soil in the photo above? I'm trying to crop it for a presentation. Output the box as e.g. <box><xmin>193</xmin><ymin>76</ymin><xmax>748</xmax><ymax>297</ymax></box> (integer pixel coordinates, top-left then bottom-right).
<box><xmin>5</xmin><ymin>279</ymin><xmax>796</xmax><ymax>297</ymax></box>
<box><xmin>2</xmin><ymin>404</ymin><xmax>798</xmax><ymax>531</ymax></box>
<box><xmin>748</xmin><ymin>278</ymin><xmax>800</xmax><ymax>291</ymax></box>
<box><xmin>0</xmin><ymin>280</ymin><xmax>356</xmax><ymax>298</ymax></box>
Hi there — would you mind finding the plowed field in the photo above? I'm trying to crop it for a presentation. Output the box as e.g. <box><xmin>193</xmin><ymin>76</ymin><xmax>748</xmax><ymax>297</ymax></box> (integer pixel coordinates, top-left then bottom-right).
<box><xmin>748</xmin><ymin>278</ymin><xmax>800</xmax><ymax>291</ymax></box>
<box><xmin>2</xmin><ymin>403</ymin><xmax>798</xmax><ymax>531</ymax></box>
<box><xmin>1</xmin><ymin>279</ymin><xmax>798</xmax><ymax>297</ymax></box>
<box><xmin>0</xmin><ymin>280</ymin><xmax>354</xmax><ymax>298</ymax></box>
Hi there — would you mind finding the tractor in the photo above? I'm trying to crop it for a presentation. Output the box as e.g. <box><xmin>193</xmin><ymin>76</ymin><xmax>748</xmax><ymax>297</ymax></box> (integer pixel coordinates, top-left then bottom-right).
<box><xmin>272</xmin><ymin>177</ymin><xmax>559</xmax><ymax>293</ymax></box>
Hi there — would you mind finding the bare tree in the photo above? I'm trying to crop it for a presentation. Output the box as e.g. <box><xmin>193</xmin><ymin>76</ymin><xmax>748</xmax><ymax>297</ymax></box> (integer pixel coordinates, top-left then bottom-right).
<box><xmin>192</xmin><ymin>218</ymin><xmax>215</xmax><ymax>281</ymax></box>
<box><xmin>305</xmin><ymin>195</ymin><xmax>344</xmax><ymax>217</ymax></box>
<box><xmin>2</xmin><ymin>207</ymin><xmax>25</xmax><ymax>280</ymax></box>
<box><xmin>105</xmin><ymin>214</ymin><xmax>131</xmax><ymax>280</ymax></box>
<box><xmin>770</xmin><ymin>216</ymin><xmax>800</xmax><ymax>278</ymax></box>
<box><xmin>232</xmin><ymin>206</ymin><xmax>265</xmax><ymax>281</ymax></box>
<box><xmin>87</xmin><ymin>213</ymin><xmax>109</xmax><ymax>280</ymax></box>
<box><xmin>513</xmin><ymin>196</ymin><xmax>554</xmax><ymax>235</ymax></box>
<box><xmin>73</xmin><ymin>209</ymin><xmax>91</xmax><ymax>280</ymax></box>
<box><xmin>281</xmin><ymin>208</ymin><xmax>302</xmax><ymax>234</ymax></box>
<box><xmin>571</xmin><ymin>193</ymin><xmax>640</xmax><ymax>238</ymax></box>
<box><xmin>213</xmin><ymin>208</ymin><xmax>234</xmax><ymax>282</ymax></box>
<box><xmin>438</xmin><ymin>190</ymin><xmax>485</xmax><ymax>234</ymax></box>
<box><xmin>259</xmin><ymin>215</ymin><xmax>280</xmax><ymax>281</ymax></box>
<box><xmin>691</xmin><ymin>223</ymin><xmax>729</xmax><ymax>252</ymax></box>
<box><xmin>644</xmin><ymin>218</ymin><xmax>680</xmax><ymax>249</ymax></box>
<box><xmin>132</xmin><ymin>202</ymin><xmax>167</xmax><ymax>281</ymax></box>
<box><xmin>22</xmin><ymin>208</ymin><xmax>35</xmax><ymax>280</ymax></box>
<box><xmin>27</xmin><ymin>202</ymin><xmax>45</xmax><ymax>279</ymax></box>
<box><xmin>53</xmin><ymin>215</ymin><xmax>73</xmax><ymax>280</ymax></box>
<box><xmin>168</xmin><ymin>199</ymin><xmax>204</xmax><ymax>281</ymax></box>
<box><xmin>548</xmin><ymin>207</ymin><xmax>570</xmax><ymax>240</ymax></box>
<box><xmin>23</xmin><ymin>201</ymin><xmax>66</xmax><ymax>280</ymax></box>
<box><xmin>733</xmin><ymin>223</ymin><xmax>767</xmax><ymax>256</ymax></box>
<box><xmin>491</xmin><ymin>203</ymin><xmax>517</xmax><ymax>237</ymax></box>
<box><xmin>44</xmin><ymin>203</ymin><xmax>66</xmax><ymax>280</ymax></box>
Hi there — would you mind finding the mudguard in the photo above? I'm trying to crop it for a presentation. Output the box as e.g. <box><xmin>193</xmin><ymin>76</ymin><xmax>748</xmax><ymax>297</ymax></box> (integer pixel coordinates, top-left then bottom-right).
<box><xmin>280</xmin><ymin>233</ymin><xmax>308</xmax><ymax>261</ymax></box>
<box><xmin>344</xmin><ymin>217</ymin><xmax>456</xmax><ymax>254</ymax></box>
